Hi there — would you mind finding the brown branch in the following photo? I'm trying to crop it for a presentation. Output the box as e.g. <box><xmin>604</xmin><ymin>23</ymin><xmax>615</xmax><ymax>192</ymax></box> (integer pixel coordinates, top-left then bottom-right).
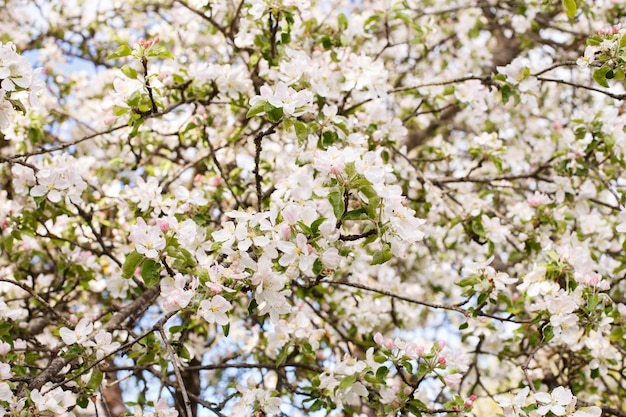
<box><xmin>536</xmin><ymin>76</ymin><xmax>626</xmax><ymax>100</ymax></box>
<box><xmin>28</xmin><ymin>284</ymin><xmax>161</xmax><ymax>391</ymax></box>
<box><xmin>3</xmin><ymin>100</ymin><xmax>191</xmax><ymax>163</ymax></box>
<box><xmin>326</xmin><ymin>279</ymin><xmax>530</xmax><ymax>324</ymax></box>
<box><xmin>253</xmin><ymin>122</ymin><xmax>279</xmax><ymax>211</ymax></box>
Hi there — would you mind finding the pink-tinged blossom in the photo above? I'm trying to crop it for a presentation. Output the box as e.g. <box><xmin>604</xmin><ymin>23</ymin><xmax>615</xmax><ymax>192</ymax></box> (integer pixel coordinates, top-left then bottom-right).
<box><xmin>129</xmin><ymin>217</ymin><xmax>166</xmax><ymax>259</ymax></box>
<box><xmin>92</xmin><ymin>329</ymin><xmax>121</xmax><ymax>360</ymax></box>
<box><xmin>0</xmin><ymin>381</ymin><xmax>11</xmax><ymax>401</ymax></box>
<box><xmin>161</xmin><ymin>273</ymin><xmax>197</xmax><ymax>312</ymax></box>
<box><xmin>277</xmin><ymin>233</ymin><xmax>316</xmax><ymax>273</ymax></box>
<box><xmin>0</xmin><ymin>363</ymin><xmax>11</xmax><ymax>380</ymax></box>
<box><xmin>321</xmin><ymin>247</ymin><xmax>341</xmax><ymax>269</ymax></box>
<box><xmin>198</xmin><ymin>295</ymin><xmax>231</xmax><ymax>326</ymax></box>
<box><xmin>30</xmin><ymin>155</ymin><xmax>88</xmax><ymax>204</ymax></box>
<box><xmin>443</xmin><ymin>373</ymin><xmax>462</xmax><ymax>389</ymax></box>
<box><xmin>314</xmin><ymin>146</ymin><xmax>355</xmax><ymax>175</ymax></box>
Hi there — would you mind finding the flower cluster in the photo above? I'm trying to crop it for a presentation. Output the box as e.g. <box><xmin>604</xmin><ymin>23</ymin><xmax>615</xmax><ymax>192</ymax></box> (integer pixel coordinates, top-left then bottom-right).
<box><xmin>0</xmin><ymin>41</ymin><xmax>44</xmax><ymax>130</ymax></box>
<box><xmin>495</xmin><ymin>386</ymin><xmax>601</xmax><ymax>417</ymax></box>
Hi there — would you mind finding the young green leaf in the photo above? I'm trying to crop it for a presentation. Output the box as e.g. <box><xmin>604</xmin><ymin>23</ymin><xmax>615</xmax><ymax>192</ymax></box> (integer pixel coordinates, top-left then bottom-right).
<box><xmin>122</xmin><ymin>250</ymin><xmax>143</xmax><ymax>279</ymax></box>
<box><xmin>562</xmin><ymin>0</ymin><xmax>577</xmax><ymax>19</ymax></box>
<box><xmin>107</xmin><ymin>44</ymin><xmax>133</xmax><ymax>60</ymax></box>
<box><xmin>141</xmin><ymin>259</ymin><xmax>161</xmax><ymax>287</ymax></box>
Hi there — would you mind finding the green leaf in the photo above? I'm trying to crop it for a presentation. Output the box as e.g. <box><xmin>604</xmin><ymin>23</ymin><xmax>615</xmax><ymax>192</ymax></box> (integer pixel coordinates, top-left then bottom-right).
<box><xmin>376</xmin><ymin>365</ymin><xmax>389</xmax><ymax>383</ymax></box>
<box><xmin>246</xmin><ymin>102</ymin><xmax>266</xmax><ymax>118</ymax></box>
<box><xmin>297</xmin><ymin>221</ymin><xmax>312</xmax><ymax>236</ymax></box>
<box><xmin>112</xmin><ymin>105</ymin><xmax>129</xmax><ymax>117</ymax></box>
<box><xmin>371</xmin><ymin>242</ymin><xmax>392</xmax><ymax>265</ymax></box>
<box><xmin>562</xmin><ymin>0</ymin><xmax>577</xmax><ymax>19</ymax></box>
<box><xmin>321</xmin><ymin>130</ymin><xmax>338</xmax><ymax>149</ymax></box>
<box><xmin>141</xmin><ymin>259</ymin><xmax>161</xmax><ymax>287</ymax></box>
<box><xmin>500</xmin><ymin>84</ymin><xmax>515</xmax><ymax>104</ymax></box>
<box><xmin>542</xmin><ymin>325</ymin><xmax>555</xmax><ymax>343</ymax></box>
<box><xmin>593</xmin><ymin>66</ymin><xmax>611</xmax><ymax>88</ymax></box>
<box><xmin>621</xmin><ymin>34</ymin><xmax>626</xmax><ymax>48</ymax></box>
<box><xmin>8</xmin><ymin>98</ymin><xmax>27</xmax><ymax>115</ymax></box>
<box><xmin>312</xmin><ymin>258</ymin><xmax>324</xmax><ymax>275</ymax></box>
<box><xmin>338</xmin><ymin>374</ymin><xmax>357</xmax><ymax>391</ymax></box>
<box><xmin>107</xmin><ymin>44</ymin><xmax>132</xmax><ymax>60</ymax></box>
<box><xmin>295</xmin><ymin>121</ymin><xmax>308</xmax><ymax>143</ymax></box>
<box><xmin>137</xmin><ymin>352</ymin><xmax>156</xmax><ymax>366</ymax></box>
<box><xmin>121</xmin><ymin>64</ymin><xmax>138</xmax><ymax>79</ymax></box>
<box><xmin>328</xmin><ymin>190</ymin><xmax>345</xmax><ymax>219</ymax></box>
<box><xmin>248</xmin><ymin>298</ymin><xmax>258</xmax><ymax>314</ymax></box>
<box><xmin>147</xmin><ymin>45</ymin><xmax>174</xmax><ymax>59</ymax></box>
<box><xmin>587</xmin><ymin>293</ymin><xmax>599</xmax><ymax>310</ymax></box>
<box><xmin>276</xmin><ymin>344</ymin><xmax>290</xmax><ymax>367</ymax></box>
<box><xmin>122</xmin><ymin>250</ymin><xmax>143</xmax><ymax>279</ymax></box>
<box><xmin>86</xmin><ymin>369</ymin><xmax>104</xmax><ymax>391</ymax></box>
<box><xmin>338</xmin><ymin>13</ymin><xmax>349</xmax><ymax>31</ymax></box>
<box><xmin>266</xmin><ymin>105</ymin><xmax>284</xmax><ymax>123</ymax></box>
<box><xmin>310</xmin><ymin>217</ymin><xmax>326</xmax><ymax>235</ymax></box>
<box><xmin>76</xmin><ymin>396</ymin><xmax>90</xmax><ymax>409</ymax></box>
<box><xmin>343</xmin><ymin>208</ymin><xmax>368</xmax><ymax>221</ymax></box>
<box><xmin>222</xmin><ymin>323</ymin><xmax>230</xmax><ymax>337</ymax></box>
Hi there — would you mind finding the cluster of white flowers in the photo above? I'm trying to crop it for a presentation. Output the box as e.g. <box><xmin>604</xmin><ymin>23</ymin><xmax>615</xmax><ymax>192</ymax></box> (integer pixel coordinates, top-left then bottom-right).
<box><xmin>29</xmin><ymin>154</ymin><xmax>89</xmax><ymax>205</ymax></box>
<box><xmin>0</xmin><ymin>41</ymin><xmax>44</xmax><ymax>130</ymax></box>
<box><xmin>495</xmin><ymin>386</ymin><xmax>601</xmax><ymax>417</ymax></box>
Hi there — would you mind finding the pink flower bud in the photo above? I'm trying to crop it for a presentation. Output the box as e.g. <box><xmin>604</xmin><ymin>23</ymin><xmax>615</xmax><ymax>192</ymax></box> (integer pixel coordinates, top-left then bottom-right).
<box><xmin>438</xmin><ymin>356</ymin><xmax>447</xmax><ymax>365</ymax></box>
<box><xmin>159</xmin><ymin>220</ymin><xmax>170</xmax><ymax>232</ymax></box>
<box><xmin>104</xmin><ymin>114</ymin><xmax>117</xmax><ymax>126</ymax></box>
<box><xmin>470</xmin><ymin>395</ymin><xmax>477</xmax><ymax>401</ymax></box>
<box><xmin>374</xmin><ymin>332</ymin><xmax>385</xmax><ymax>345</ymax></box>
<box><xmin>208</xmin><ymin>283</ymin><xmax>223</xmax><ymax>294</ymax></box>
<box><xmin>438</xmin><ymin>340</ymin><xmax>446</xmax><ymax>349</ymax></box>
<box><xmin>384</xmin><ymin>338</ymin><xmax>395</xmax><ymax>350</ymax></box>
<box><xmin>179</xmin><ymin>202</ymin><xmax>190</xmax><ymax>213</ymax></box>
<box><xmin>208</xmin><ymin>175</ymin><xmax>222</xmax><ymax>187</ymax></box>
<box><xmin>405</xmin><ymin>343</ymin><xmax>424</xmax><ymax>359</ymax></box>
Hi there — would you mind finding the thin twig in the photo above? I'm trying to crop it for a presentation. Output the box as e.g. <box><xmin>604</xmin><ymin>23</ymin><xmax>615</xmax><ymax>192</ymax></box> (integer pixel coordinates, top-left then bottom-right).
<box><xmin>253</xmin><ymin>122</ymin><xmax>279</xmax><ymax>211</ymax></box>
<box><xmin>158</xmin><ymin>324</ymin><xmax>194</xmax><ymax>417</ymax></box>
